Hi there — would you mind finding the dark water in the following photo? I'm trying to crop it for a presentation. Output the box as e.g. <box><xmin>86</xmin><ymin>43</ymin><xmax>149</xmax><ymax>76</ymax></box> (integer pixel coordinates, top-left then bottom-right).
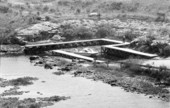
<box><xmin>0</xmin><ymin>56</ymin><xmax>170</xmax><ymax>108</ymax></box>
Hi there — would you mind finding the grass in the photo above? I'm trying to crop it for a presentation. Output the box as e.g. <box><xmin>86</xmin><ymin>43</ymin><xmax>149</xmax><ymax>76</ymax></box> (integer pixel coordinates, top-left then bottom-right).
<box><xmin>10</xmin><ymin>77</ymin><xmax>38</xmax><ymax>86</ymax></box>
<box><xmin>0</xmin><ymin>95</ymin><xmax>70</xmax><ymax>108</ymax></box>
<box><xmin>0</xmin><ymin>77</ymin><xmax>38</xmax><ymax>87</ymax></box>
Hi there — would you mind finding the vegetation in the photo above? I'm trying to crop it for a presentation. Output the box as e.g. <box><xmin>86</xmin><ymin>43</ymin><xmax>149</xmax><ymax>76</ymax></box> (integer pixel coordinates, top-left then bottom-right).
<box><xmin>0</xmin><ymin>77</ymin><xmax>38</xmax><ymax>87</ymax></box>
<box><xmin>9</xmin><ymin>77</ymin><xmax>38</xmax><ymax>86</ymax></box>
<box><xmin>163</xmin><ymin>45</ymin><xmax>170</xmax><ymax>57</ymax></box>
<box><xmin>0</xmin><ymin>96</ymin><xmax>70</xmax><ymax>108</ymax></box>
<box><xmin>121</xmin><ymin>59</ymin><xmax>170</xmax><ymax>84</ymax></box>
<box><xmin>0</xmin><ymin>0</ymin><xmax>170</xmax><ymax>47</ymax></box>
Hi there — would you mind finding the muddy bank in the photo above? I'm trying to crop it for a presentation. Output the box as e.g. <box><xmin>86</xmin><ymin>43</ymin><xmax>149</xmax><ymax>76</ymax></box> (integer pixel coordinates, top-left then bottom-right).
<box><xmin>31</xmin><ymin>56</ymin><xmax>170</xmax><ymax>102</ymax></box>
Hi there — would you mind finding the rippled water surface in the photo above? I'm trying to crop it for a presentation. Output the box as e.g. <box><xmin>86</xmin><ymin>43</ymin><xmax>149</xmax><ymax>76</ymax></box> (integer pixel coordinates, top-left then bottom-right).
<box><xmin>0</xmin><ymin>56</ymin><xmax>170</xmax><ymax>108</ymax></box>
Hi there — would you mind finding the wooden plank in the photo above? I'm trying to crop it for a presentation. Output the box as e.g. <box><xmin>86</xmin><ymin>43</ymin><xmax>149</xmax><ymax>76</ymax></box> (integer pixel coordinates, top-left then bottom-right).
<box><xmin>52</xmin><ymin>50</ymin><xmax>105</xmax><ymax>63</ymax></box>
<box><xmin>101</xmin><ymin>38</ymin><xmax>129</xmax><ymax>44</ymax></box>
<box><xmin>104</xmin><ymin>46</ymin><xmax>157</xmax><ymax>58</ymax></box>
<box><xmin>25</xmin><ymin>39</ymin><xmax>102</xmax><ymax>47</ymax></box>
<box><xmin>103</xmin><ymin>43</ymin><xmax>130</xmax><ymax>47</ymax></box>
<box><xmin>25</xmin><ymin>39</ymin><xmax>127</xmax><ymax>48</ymax></box>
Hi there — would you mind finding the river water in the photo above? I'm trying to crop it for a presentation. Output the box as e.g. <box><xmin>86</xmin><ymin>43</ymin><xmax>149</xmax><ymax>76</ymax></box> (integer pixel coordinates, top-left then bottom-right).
<box><xmin>0</xmin><ymin>56</ymin><xmax>170</xmax><ymax>108</ymax></box>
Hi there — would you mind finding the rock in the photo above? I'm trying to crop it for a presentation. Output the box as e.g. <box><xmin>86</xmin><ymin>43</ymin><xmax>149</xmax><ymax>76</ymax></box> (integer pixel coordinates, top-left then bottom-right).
<box><xmin>41</xmin><ymin>81</ymin><xmax>46</xmax><ymax>83</ymax></box>
<box><xmin>16</xmin><ymin>22</ymin><xmax>59</xmax><ymax>42</ymax></box>
<box><xmin>53</xmin><ymin>71</ymin><xmax>64</xmax><ymax>75</ymax></box>
<box><xmin>106</xmin><ymin>80</ymin><xmax>118</xmax><ymax>86</ymax></box>
<box><xmin>161</xmin><ymin>95</ymin><xmax>166</xmax><ymax>98</ymax></box>
<box><xmin>59</xmin><ymin>65</ymin><xmax>72</xmax><ymax>71</ymax></box>
<box><xmin>51</xmin><ymin>35</ymin><xmax>64</xmax><ymax>41</ymax></box>
<box><xmin>73</xmin><ymin>71</ymin><xmax>83</xmax><ymax>76</ymax></box>
<box><xmin>149</xmin><ymin>96</ymin><xmax>153</xmax><ymax>98</ymax></box>
<box><xmin>44</xmin><ymin>63</ymin><xmax>53</xmax><ymax>69</ymax></box>
<box><xmin>29</xmin><ymin>56</ymin><xmax>39</xmax><ymax>61</ymax></box>
<box><xmin>78</xmin><ymin>59</ymin><xmax>86</xmax><ymax>63</ymax></box>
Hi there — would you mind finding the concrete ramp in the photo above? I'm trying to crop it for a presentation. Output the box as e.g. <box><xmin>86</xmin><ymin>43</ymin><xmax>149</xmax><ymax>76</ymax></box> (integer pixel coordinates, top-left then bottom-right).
<box><xmin>52</xmin><ymin>50</ymin><xmax>104</xmax><ymax>63</ymax></box>
<box><xmin>102</xmin><ymin>46</ymin><xmax>157</xmax><ymax>58</ymax></box>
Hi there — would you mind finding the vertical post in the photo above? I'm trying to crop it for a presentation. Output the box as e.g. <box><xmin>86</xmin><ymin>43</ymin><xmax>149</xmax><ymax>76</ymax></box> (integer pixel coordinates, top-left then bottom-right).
<box><xmin>106</xmin><ymin>59</ymin><xmax>110</xmax><ymax>68</ymax></box>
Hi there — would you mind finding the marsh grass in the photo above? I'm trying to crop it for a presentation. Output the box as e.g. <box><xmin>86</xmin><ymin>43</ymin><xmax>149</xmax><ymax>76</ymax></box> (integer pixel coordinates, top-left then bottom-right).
<box><xmin>0</xmin><ymin>95</ymin><xmax>70</xmax><ymax>108</ymax></box>
<box><xmin>0</xmin><ymin>77</ymin><xmax>38</xmax><ymax>87</ymax></box>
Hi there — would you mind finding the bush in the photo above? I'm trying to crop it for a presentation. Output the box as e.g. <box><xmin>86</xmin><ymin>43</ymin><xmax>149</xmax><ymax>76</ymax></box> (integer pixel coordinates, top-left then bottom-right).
<box><xmin>0</xmin><ymin>5</ymin><xmax>9</xmax><ymax>13</ymax></box>
<box><xmin>121</xmin><ymin>2</ymin><xmax>139</xmax><ymax>12</ymax></box>
<box><xmin>58</xmin><ymin>0</ymin><xmax>70</xmax><ymax>6</ymax></box>
<box><xmin>124</xmin><ymin>30</ymin><xmax>139</xmax><ymax>41</ymax></box>
<box><xmin>45</xmin><ymin>16</ymin><xmax>50</xmax><ymax>21</ymax></box>
<box><xmin>163</xmin><ymin>45</ymin><xmax>170</xmax><ymax>57</ymax></box>
<box><xmin>74</xmin><ymin>26</ymin><xmax>94</xmax><ymax>40</ymax></box>
<box><xmin>76</xmin><ymin>8</ymin><xmax>81</xmax><ymax>14</ymax></box>
<box><xmin>110</xmin><ymin>2</ymin><xmax>122</xmax><ymax>10</ymax></box>
<box><xmin>61</xmin><ymin>28</ymin><xmax>75</xmax><ymax>41</ymax></box>
<box><xmin>43</xmin><ymin>5</ymin><xmax>49</xmax><ymax>12</ymax></box>
<box><xmin>155</xmin><ymin>12</ymin><xmax>166</xmax><ymax>22</ymax></box>
<box><xmin>95</xmin><ymin>27</ymin><xmax>111</xmax><ymax>38</ymax></box>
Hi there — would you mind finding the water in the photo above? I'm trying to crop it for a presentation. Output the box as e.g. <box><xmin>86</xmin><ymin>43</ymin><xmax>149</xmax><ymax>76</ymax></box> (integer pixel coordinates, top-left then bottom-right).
<box><xmin>0</xmin><ymin>56</ymin><xmax>170</xmax><ymax>108</ymax></box>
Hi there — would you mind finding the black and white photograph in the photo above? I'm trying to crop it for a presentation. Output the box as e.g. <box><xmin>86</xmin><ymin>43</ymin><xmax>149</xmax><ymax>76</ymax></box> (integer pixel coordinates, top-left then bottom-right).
<box><xmin>0</xmin><ymin>0</ymin><xmax>170</xmax><ymax>108</ymax></box>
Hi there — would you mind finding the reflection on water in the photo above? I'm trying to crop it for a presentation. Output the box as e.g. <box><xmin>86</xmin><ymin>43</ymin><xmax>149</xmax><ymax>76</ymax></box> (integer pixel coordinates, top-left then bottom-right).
<box><xmin>0</xmin><ymin>56</ymin><xmax>170</xmax><ymax>108</ymax></box>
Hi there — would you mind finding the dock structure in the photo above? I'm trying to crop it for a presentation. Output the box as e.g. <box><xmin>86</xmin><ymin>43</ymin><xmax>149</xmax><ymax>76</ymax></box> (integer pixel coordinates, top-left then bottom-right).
<box><xmin>24</xmin><ymin>38</ymin><xmax>157</xmax><ymax>59</ymax></box>
<box><xmin>24</xmin><ymin>38</ymin><xmax>127</xmax><ymax>54</ymax></box>
<box><xmin>101</xmin><ymin>46</ymin><xmax>157</xmax><ymax>59</ymax></box>
<box><xmin>52</xmin><ymin>50</ymin><xmax>105</xmax><ymax>63</ymax></box>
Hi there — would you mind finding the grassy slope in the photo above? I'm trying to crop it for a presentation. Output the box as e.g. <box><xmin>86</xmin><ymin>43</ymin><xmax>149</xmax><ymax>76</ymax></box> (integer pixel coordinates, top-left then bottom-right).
<box><xmin>1</xmin><ymin>0</ymin><xmax>170</xmax><ymax>43</ymax></box>
<box><xmin>6</xmin><ymin>0</ymin><xmax>170</xmax><ymax>17</ymax></box>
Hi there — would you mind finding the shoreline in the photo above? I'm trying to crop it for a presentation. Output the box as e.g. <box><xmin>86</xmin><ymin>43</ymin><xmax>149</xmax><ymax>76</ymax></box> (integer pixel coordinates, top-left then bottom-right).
<box><xmin>30</xmin><ymin>56</ymin><xmax>170</xmax><ymax>102</ymax></box>
<box><xmin>0</xmin><ymin>55</ymin><xmax>169</xmax><ymax>108</ymax></box>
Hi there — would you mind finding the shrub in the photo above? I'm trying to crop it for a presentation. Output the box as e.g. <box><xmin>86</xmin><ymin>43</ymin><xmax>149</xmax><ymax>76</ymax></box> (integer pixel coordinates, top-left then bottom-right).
<box><xmin>121</xmin><ymin>2</ymin><xmax>139</xmax><ymax>12</ymax></box>
<box><xmin>74</xmin><ymin>26</ymin><xmax>94</xmax><ymax>40</ymax></box>
<box><xmin>61</xmin><ymin>28</ymin><xmax>75</xmax><ymax>41</ymax></box>
<box><xmin>110</xmin><ymin>2</ymin><xmax>122</xmax><ymax>10</ymax></box>
<box><xmin>49</xmin><ymin>8</ymin><xmax>56</xmax><ymax>13</ymax></box>
<box><xmin>43</xmin><ymin>5</ymin><xmax>49</xmax><ymax>12</ymax></box>
<box><xmin>0</xmin><ymin>5</ymin><xmax>9</xmax><ymax>13</ymax></box>
<box><xmin>58</xmin><ymin>0</ymin><xmax>70</xmax><ymax>6</ymax></box>
<box><xmin>155</xmin><ymin>12</ymin><xmax>166</xmax><ymax>22</ymax></box>
<box><xmin>159</xmin><ymin>27</ymin><xmax>170</xmax><ymax>36</ymax></box>
<box><xmin>76</xmin><ymin>8</ymin><xmax>81</xmax><ymax>14</ymax></box>
<box><xmin>45</xmin><ymin>16</ymin><xmax>50</xmax><ymax>21</ymax></box>
<box><xmin>163</xmin><ymin>45</ymin><xmax>170</xmax><ymax>57</ymax></box>
<box><xmin>95</xmin><ymin>27</ymin><xmax>111</xmax><ymax>38</ymax></box>
<box><xmin>124</xmin><ymin>30</ymin><xmax>139</xmax><ymax>41</ymax></box>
